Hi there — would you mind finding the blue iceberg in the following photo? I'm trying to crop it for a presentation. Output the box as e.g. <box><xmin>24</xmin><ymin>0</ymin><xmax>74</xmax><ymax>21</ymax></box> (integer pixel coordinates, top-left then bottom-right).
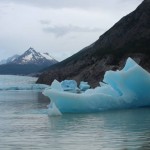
<box><xmin>50</xmin><ymin>79</ymin><xmax>79</xmax><ymax>92</ymax></box>
<box><xmin>50</xmin><ymin>79</ymin><xmax>63</xmax><ymax>91</ymax></box>
<box><xmin>79</xmin><ymin>81</ymin><xmax>90</xmax><ymax>91</ymax></box>
<box><xmin>61</xmin><ymin>80</ymin><xmax>78</xmax><ymax>91</ymax></box>
<box><xmin>43</xmin><ymin>58</ymin><xmax>150</xmax><ymax>115</ymax></box>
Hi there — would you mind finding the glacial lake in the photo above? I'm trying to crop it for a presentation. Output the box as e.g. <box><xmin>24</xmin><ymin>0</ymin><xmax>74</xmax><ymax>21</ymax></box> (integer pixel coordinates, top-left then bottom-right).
<box><xmin>0</xmin><ymin>76</ymin><xmax>150</xmax><ymax>150</ymax></box>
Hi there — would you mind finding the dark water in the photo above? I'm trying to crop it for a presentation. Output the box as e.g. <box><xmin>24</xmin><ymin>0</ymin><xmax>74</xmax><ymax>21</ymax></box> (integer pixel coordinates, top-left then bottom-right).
<box><xmin>0</xmin><ymin>90</ymin><xmax>150</xmax><ymax>150</ymax></box>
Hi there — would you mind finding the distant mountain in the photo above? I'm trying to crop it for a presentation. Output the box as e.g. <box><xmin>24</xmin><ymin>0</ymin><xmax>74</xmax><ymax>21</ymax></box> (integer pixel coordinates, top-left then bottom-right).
<box><xmin>37</xmin><ymin>0</ymin><xmax>150</xmax><ymax>87</ymax></box>
<box><xmin>0</xmin><ymin>54</ymin><xmax>19</xmax><ymax>65</ymax></box>
<box><xmin>11</xmin><ymin>47</ymin><xmax>57</xmax><ymax>65</ymax></box>
<box><xmin>0</xmin><ymin>47</ymin><xmax>58</xmax><ymax>75</ymax></box>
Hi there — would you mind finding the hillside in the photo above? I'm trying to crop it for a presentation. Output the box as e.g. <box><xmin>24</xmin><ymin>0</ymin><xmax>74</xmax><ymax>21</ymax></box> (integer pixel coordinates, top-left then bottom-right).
<box><xmin>37</xmin><ymin>0</ymin><xmax>150</xmax><ymax>87</ymax></box>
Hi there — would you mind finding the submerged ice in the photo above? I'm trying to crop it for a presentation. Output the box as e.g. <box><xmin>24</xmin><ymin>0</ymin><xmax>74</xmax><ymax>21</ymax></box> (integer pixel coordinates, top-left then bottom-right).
<box><xmin>43</xmin><ymin>58</ymin><xmax>150</xmax><ymax>115</ymax></box>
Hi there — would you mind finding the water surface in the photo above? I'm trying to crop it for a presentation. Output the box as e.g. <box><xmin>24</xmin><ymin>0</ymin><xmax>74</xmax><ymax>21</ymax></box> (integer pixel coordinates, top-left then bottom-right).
<box><xmin>0</xmin><ymin>90</ymin><xmax>150</xmax><ymax>150</ymax></box>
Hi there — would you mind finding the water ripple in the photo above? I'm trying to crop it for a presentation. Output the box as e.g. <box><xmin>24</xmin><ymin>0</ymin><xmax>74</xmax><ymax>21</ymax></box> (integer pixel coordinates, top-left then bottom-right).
<box><xmin>0</xmin><ymin>91</ymin><xmax>150</xmax><ymax>150</ymax></box>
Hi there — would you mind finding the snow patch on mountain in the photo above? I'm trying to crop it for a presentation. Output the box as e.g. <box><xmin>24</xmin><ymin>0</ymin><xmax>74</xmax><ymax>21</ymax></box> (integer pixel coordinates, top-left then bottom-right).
<box><xmin>11</xmin><ymin>47</ymin><xmax>58</xmax><ymax>65</ymax></box>
<box><xmin>0</xmin><ymin>47</ymin><xmax>58</xmax><ymax>66</ymax></box>
<box><xmin>40</xmin><ymin>53</ymin><xmax>54</xmax><ymax>61</ymax></box>
<box><xmin>22</xmin><ymin>53</ymin><xmax>33</xmax><ymax>62</ymax></box>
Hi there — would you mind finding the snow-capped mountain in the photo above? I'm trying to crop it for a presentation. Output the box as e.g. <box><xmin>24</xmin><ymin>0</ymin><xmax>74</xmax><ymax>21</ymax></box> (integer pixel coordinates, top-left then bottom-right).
<box><xmin>11</xmin><ymin>47</ymin><xmax>58</xmax><ymax>65</ymax></box>
<box><xmin>0</xmin><ymin>54</ymin><xmax>19</xmax><ymax>65</ymax></box>
<box><xmin>0</xmin><ymin>47</ymin><xmax>58</xmax><ymax>75</ymax></box>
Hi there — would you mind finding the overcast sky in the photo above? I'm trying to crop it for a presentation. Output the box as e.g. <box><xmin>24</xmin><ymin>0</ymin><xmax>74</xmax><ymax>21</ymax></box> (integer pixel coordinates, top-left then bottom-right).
<box><xmin>0</xmin><ymin>0</ymin><xmax>142</xmax><ymax>61</ymax></box>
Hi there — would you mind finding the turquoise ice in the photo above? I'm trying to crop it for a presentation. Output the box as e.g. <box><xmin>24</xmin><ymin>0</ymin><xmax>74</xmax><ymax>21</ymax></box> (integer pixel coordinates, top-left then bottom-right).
<box><xmin>43</xmin><ymin>58</ymin><xmax>150</xmax><ymax>115</ymax></box>
<box><xmin>79</xmin><ymin>81</ymin><xmax>90</xmax><ymax>91</ymax></box>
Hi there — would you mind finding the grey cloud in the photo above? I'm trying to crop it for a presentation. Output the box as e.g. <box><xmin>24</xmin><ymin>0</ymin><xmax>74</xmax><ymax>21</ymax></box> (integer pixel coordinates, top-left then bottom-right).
<box><xmin>40</xmin><ymin>20</ymin><xmax>51</xmax><ymax>25</ymax></box>
<box><xmin>0</xmin><ymin>0</ymin><xmax>142</xmax><ymax>10</ymax></box>
<box><xmin>43</xmin><ymin>25</ymin><xmax>103</xmax><ymax>37</ymax></box>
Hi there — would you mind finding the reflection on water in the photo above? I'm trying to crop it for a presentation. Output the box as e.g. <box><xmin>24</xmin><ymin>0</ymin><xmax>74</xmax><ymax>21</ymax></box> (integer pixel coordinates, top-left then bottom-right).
<box><xmin>38</xmin><ymin>92</ymin><xmax>50</xmax><ymax>101</ymax></box>
<box><xmin>0</xmin><ymin>90</ymin><xmax>150</xmax><ymax>150</ymax></box>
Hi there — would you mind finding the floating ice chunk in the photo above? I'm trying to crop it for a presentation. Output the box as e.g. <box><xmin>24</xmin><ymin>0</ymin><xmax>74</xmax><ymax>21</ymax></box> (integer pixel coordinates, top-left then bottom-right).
<box><xmin>31</xmin><ymin>84</ymin><xmax>50</xmax><ymax>90</ymax></box>
<box><xmin>103</xmin><ymin>58</ymin><xmax>150</xmax><ymax>104</ymax></box>
<box><xmin>50</xmin><ymin>79</ymin><xmax>79</xmax><ymax>92</ymax></box>
<box><xmin>43</xmin><ymin>88</ymin><xmax>125</xmax><ymax>114</ymax></box>
<box><xmin>47</xmin><ymin>101</ymin><xmax>62</xmax><ymax>116</ymax></box>
<box><xmin>61</xmin><ymin>80</ymin><xmax>78</xmax><ymax>91</ymax></box>
<box><xmin>0</xmin><ymin>84</ymin><xmax>50</xmax><ymax>90</ymax></box>
<box><xmin>122</xmin><ymin>57</ymin><xmax>137</xmax><ymax>71</ymax></box>
<box><xmin>85</xmin><ymin>85</ymin><xmax>121</xmax><ymax>97</ymax></box>
<box><xmin>79</xmin><ymin>81</ymin><xmax>90</xmax><ymax>91</ymax></box>
<box><xmin>99</xmin><ymin>82</ymin><xmax>107</xmax><ymax>87</ymax></box>
<box><xmin>51</xmin><ymin>79</ymin><xmax>63</xmax><ymax>91</ymax></box>
<box><xmin>0</xmin><ymin>75</ymin><xmax>50</xmax><ymax>90</ymax></box>
<box><xmin>43</xmin><ymin>57</ymin><xmax>150</xmax><ymax>115</ymax></box>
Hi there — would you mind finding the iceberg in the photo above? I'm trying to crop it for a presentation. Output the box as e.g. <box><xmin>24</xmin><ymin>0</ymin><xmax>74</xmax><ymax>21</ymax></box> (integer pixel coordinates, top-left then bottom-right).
<box><xmin>79</xmin><ymin>81</ymin><xmax>90</xmax><ymax>91</ymax></box>
<box><xmin>43</xmin><ymin>58</ymin><xmax>150</xmax><ymax>115</ymax></box>
<box><xmin>61</xmin><ymin>80</ymin><xmax>78</xmax><ymax>91</ymax></box>
<box><xmin>51</xmin><ymin>79</ymin><xmax>63</xmax><ymax>91</ymax></box>
<box><xmin>0</xmin><ymin>75</ymin><xmax>50</xmax><ymax>90</ymax></box>
<box><xmin>50</xmin><ymin>79</ymin><xmax>79</xmax><ymax>92</ymax></box>
<box><xmin>47</xmin><ymin>101</ymin><xmax>62</xmax><ymax>116</ymax></box>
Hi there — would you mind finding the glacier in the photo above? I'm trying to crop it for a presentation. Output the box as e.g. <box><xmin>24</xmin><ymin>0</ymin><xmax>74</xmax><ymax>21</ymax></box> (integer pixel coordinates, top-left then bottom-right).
<box><xmin>0</xmin><ymin>75</ymin><xmax>49</xmax><ymax>90</ymax></box>
<box><xmin>43</xmin><ymin>58</ymin><xmax>150</xmax><ymax>115</ymax></box>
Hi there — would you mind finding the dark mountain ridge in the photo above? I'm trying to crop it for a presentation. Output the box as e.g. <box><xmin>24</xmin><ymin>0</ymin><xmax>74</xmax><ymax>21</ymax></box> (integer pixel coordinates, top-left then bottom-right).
<box><xmin>37</xmin><ymin>0</ymin><xmax>150</xmax><ymax>87</ymax></box>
